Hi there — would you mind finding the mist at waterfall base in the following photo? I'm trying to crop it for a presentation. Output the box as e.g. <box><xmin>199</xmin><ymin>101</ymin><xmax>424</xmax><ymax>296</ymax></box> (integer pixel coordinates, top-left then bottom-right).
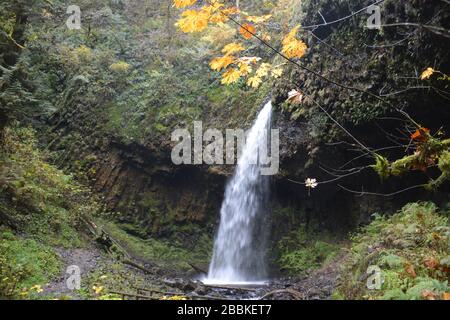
<box><xmin>203</xmin><ymin>101</ymin><xmax>273</xmax><ymax>286</ymax></box>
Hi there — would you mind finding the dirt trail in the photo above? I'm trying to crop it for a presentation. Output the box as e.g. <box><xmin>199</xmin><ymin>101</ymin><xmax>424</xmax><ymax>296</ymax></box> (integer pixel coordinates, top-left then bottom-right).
<box><xmin>291</xmin><ymin>252</ymin><xmax>347</xmax><ymax>299</ymax></box>
<box><xmin>43</xmin><ymin>242</ymin><xmax>347</xmax><ymax>300</ymax></box>
<box><xmin>44</xmin><ymin>245</ymin><xmax>107</xmax><ymax>298</ymax></box>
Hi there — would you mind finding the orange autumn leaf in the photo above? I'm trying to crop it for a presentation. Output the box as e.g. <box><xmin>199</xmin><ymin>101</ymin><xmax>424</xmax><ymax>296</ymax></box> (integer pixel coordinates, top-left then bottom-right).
<box><xmin>424</xmin><ymin>257</ymin><xmax>439</xmax><ymax>270</ymax></box>
<box><xmin>411</xmin><ymin>127</ymin><xmax>430</xmax><ymax>141</ymax></box>
<box><xmin>209</xmin><ymin>55</ymin><xmax>235</xmax><ymax>71</ymax></box>
<box><xmin>443</xmin><ymin>292</ymin><xmax>450</xmax><ymax>300</ymax></box>
<box><xmin>421</xmin><ymin>289</ymin><xmax>437</xmax><ymax>300</ymax></box>
<box><xmin>239</xmin><ymin>23</ymin><xmax>256</xmax><ymax>40</ymax></box>
<box><xmin>443</xmin><ymin>266</ymin><xmax>450</xmax><ymax>274</ymax></box>
<box><xmin>173</xmin><ymin>0</ymin><xmax>197</xmax><ymax>9</ymax></box>
<box><xmin>405</xmin><ymin>264</ymin><xmax>417</xmax><ymax>278</ymax></box>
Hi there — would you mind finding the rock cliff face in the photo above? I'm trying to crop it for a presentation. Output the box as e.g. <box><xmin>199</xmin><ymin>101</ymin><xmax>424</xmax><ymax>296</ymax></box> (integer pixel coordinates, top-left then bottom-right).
<box><xmin>44</xmin><ymin>0</ymin><xmax>449</xmax><ymax>253</ymax></box>
<box><xmin>90</xmin><ymin>140</ymin><xmax>226</xmax><ymax>237</ymax></box>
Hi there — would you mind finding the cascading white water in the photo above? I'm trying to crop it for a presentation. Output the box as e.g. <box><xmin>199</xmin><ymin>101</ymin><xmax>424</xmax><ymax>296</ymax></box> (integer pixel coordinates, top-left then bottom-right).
<box><xmin>205</xmin><ymin>101</ymin><xmax>272</xmax><ymax>285</ymax></box>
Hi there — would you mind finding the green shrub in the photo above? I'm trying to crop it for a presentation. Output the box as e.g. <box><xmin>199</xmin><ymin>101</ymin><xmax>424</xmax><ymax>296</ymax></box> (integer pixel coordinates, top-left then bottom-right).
<box><xmin>337</xmin><ymin>202</ymin><xmax>449</xmax><ymax>300</ymax></box>
<box><xmin>101</xmin><ymin>221</ymin><xmax>211</xmax><ymax>271</ymax></box>
<box><xmin>276</xmin><ymin>225</ymin><xmax>341</xmax><ymax>274</ymax></box>
<box><xmin>0</xmin><ymin>232</ymin><xmax>61</xmax><ymax>299</ymax></box>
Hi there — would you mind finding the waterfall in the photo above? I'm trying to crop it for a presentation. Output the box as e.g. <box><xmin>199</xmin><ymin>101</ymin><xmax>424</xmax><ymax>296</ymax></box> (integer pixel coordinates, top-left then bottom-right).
<box><xmin>205</xmin><ymin>101</ymin><xmax>272</xmax><ymax>285</ymax></box>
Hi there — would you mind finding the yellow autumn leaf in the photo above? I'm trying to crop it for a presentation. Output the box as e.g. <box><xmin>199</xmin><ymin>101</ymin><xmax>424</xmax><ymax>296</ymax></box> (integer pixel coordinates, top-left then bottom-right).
<box><xmin>160</xmin><ymin>295</ymin><xmax>188</xmax><ymax>300</ymax></box>
<box><xmin>203</xmin><ymin>1</ymin><xmax>224</xmax><ymax>13</ymax></box>
<box><xmin>256</xmin><ymin>63</ymin><xmax>271</xmax><ymax>78</ymax></box>
<box><xmin>238</xmin><ymin>62</ymin><xmax>252</xmax><ymax>75</ymax></box>
<box><xmin>208</xmin><ymin>6</ymin><xmax>240</xmax><ymax>24</ymax></box>
<box><xmin>282</xmin><ymin>25</ymin><xmax>307</xmax><ymax>59</ymax></box>
<box><xmin>222</xmin><ymin>42</ymin><xmax>245</xmax><ymax>55</ymax></box>
<box><xmin>203</xmin><ymin>2</ymin><xmax>227</xmax><ymax>23</ymax></box>
<box><xmin>271</xmin><ymin>66</ymin><xmax>283</xmax><ymax>78</ymax></box>
<box><xmin>247</xmin><ymin>76</ymin><xmax>262</xmax><ymax>88</ymax></box>
<box><xmin>210</xmin><ymin>55</ymin><xmax>235</xmax><ymax>71</ymax></box>
<box><xmin>245</xmin><ymin>14</ymin><xmax>272</xmax><ymax>23</ymax></box>
<box><xmin>282</xmin><ymin>38</ymin><xmax>307</xmax><ymax>59</ymax></box>
<box><xmin>261</xmin><ymin>32</ymin><xmax>272</xmax><ymax>41</ymax></box>
<box><xmin>93</xmin><ymin>285</ymin><xmax>104</xmax><ymax>295</ymax></box>
<box><xmin>420</xmin><ymin>67</ymin><xmax>434</xmax><ymax>80</ymax></box>
<box><xmin>175</xmin><ymin>9</ymin><xmax>210</xmax><ymax>33</ymax></box>
<box><xmin>201</xmin><ymin>24</ymin><xmax>236</xmax><ymax>45</ymax></box>
<box><xmin>221</xmin><ymin>68</ymin><xmax>241</xmax><ymax>85</ymax></box>
<box><xmin>210</xmin><ymin>13</ymin><xmax>229</xmax><ymax>24</ymax></box>
<box><xmin>30</xmin><ymin>284</ymin><xmax>44</xmax><ymax>293</ymax></box>
<box><xmin>173</xmin><ymin>0</ymin><xmax>197</xmax><ymax>9</ymax></box>
<box><xmin>283</xmin><ymin>25</ymin><xmax>301</xmax><ymax>44</ymax></box>
<box><xmin>221</xmin><ymin>7</ymin><xmax>240</xmax><ymax>16</ymax></box>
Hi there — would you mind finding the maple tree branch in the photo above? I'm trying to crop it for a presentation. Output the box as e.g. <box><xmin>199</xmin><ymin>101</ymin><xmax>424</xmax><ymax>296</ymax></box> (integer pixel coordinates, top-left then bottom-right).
<box><xmin>338</xmin><ymin>145</ymin><xmax>412</xmax><ymax>170</ymax></box>
<box><xmin>226</xmin><ymin>13</ymin><xmax>389</xmax><ymax>104</ymax></box>
<box><xmin>212</xmin><ymin>1</ymin><xmax>446</xmax><ymax>164</ymax></box>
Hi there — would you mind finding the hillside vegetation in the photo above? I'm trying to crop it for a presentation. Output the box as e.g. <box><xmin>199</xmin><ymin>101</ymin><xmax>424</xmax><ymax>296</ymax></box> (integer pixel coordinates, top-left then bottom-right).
<box><xmin>0</xmin><ymin>0</ymin><xmax>449</xmax><ymax>300</ymax></box>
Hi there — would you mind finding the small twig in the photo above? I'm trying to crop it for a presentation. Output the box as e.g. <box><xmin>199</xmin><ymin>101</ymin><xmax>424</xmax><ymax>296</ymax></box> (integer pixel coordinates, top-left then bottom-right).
<box><xmin>286</xmin><ymin>166</ymin><xmax>369</xmax><ymax>186</ymax></box>
<box><xmin>337</xmin><ymin>184</ymin><xmax>427</xmax><ymax>197</ymax></box>
<box><xmin>0</xmin><ymin>29</ymin><xmax>25</xmax><ymax>49</ymax></box>
<box><xmin>379</xmin><ymin>23</ymin><xmax>450</xmax><ymax>38</ymax></box>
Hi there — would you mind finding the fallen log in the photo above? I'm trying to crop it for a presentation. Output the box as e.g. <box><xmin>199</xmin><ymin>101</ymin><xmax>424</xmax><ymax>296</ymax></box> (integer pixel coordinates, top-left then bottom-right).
<box><xmin>108</xmin><ymin>290</ymin><xmax>154</xmax><ymax>300</ymax></box>
<box><xmin>259</xmin><ymin>289</ymin><xmax>303</xmax><ymax>300</ymax></box>
<box><xmin>188</xmin><ymin>262</ymin><xmax>207</xmax><ymax>275</ymax></box>
<box><xmin>135</xmin><ymin>287</ymin><xmax>231</xmax><ymax>300</ymax></box>
<box><xmin>202</xmin><ymin>284</ymin><xmax>257</xmax><ymax>292</ymax></box>
<box><xmin>135</xmin><ymin>287</ymin><xmax>185</xmax><ymax>296</ymax></box>
<box><xmin>123</xmin><ymin>259</ymin><xmax>155</xmax><ymax>275</ymax></box>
